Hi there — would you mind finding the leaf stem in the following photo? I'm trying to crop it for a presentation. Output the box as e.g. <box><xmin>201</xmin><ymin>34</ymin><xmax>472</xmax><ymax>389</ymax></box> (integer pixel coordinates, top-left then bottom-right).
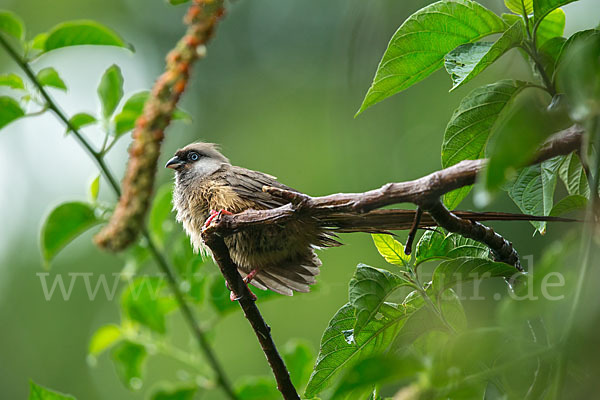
<box><xmin>521</xmin><ymin>42</ymin><xmax>557</xmax><ymax>97</ymax></box>
<box><xmin>0</xmin><ymin>33</ymin><xmax>238</xmax><ymax>400</ymax></box>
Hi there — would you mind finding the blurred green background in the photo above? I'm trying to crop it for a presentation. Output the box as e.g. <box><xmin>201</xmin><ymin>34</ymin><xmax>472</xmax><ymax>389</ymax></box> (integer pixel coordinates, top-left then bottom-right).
<box><xmin>0</xmin><ymin>0</ymin><xmax>598</xmax><ymax>399</ymax></box>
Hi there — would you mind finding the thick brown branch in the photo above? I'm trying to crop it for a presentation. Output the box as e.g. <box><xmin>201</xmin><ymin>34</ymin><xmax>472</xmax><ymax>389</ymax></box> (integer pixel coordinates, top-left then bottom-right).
<box><xmin>95</xmin><ymin>0</ymin><xmax>225</xmax><ymax>251</ymax></box>
<box><xmin>201</xmin><ymin>231</ymin><xmax>300</xmax><ymax>400</ymax></box>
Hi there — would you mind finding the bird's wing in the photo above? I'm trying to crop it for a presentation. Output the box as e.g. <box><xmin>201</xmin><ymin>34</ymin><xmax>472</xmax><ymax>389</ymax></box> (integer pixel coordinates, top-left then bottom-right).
<box><xmin>224</xmin><ymin>166</ymin><xmax>298</xmax><ymax>209</ymax></box>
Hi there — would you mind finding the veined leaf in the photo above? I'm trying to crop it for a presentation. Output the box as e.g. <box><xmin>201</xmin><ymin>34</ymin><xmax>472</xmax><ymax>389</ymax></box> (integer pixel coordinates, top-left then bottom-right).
<box><xmin>445</xmin><ymin>21</ymin><xmax>524</xmax><ymax>90</ymax></box>
<box><xmin>36</xmin><ymin>67</ymin><xmax>67</xmax><ymax>91</ymax></box>
<box><xmin>372</xmin><ymin>234</ymin><xmax>410</xmax><ymax>267</ymax></box>
<box><xmin>113</xmin><ymin>91</ymin><xmax>191</xmax><ymax>137</ymax></box>
<box><xmin>111</xmin><ymin>341</ymin><xmax>147</xmax><ymax>390</ymax></box>
<box><xmin>504</xmin><ymin>0</ymin><xmax>533</xmax><ymax>15</ymax></box>
<box><xmin>43</xmin><ymin>20</ymin><xmax>131</xmax><ymax>53</ymax></box>
<box><xmin>550</xmin><ymin>194</ymin><xmax>587</xmax><ymax>216</ymax></box>
<box><xmin>29</xmin><ymin>381</ymin><xmax>75</xmax><ymax>400</ymax></box>
<box><xmin>305</xmin><ymin>303</ymin><xmax>410</xmax><ymax>397</ymax></box>
<box><xmin>442</xmin><ymin>80</ymin><xmax>529</xmax><ymax>208</ymax></box>
<box><xmin>533</xmin><ymin>0</ymin><xmax>579</xmax><ymax>25</ymax></box>
<box><xmin>357</xmin><ymin>0</ymin><xmax>506</xmax><ymax>114</ymax></box>
<box><xmin>432</xmin><ymin>257</ymin><xmax>520</xmax><ymax>294</ymax></box>
<box><xmin>40</xmin><ymin>202</ymin><xmax>101</xmax><ymax>264</ymax></box>
<box><xmin>536</xmin><ymin>8</ymin><xmax>565</xmax><ymax>47</ymax></box>
<box><xmin>558</xmin><ymin>152</ymin><xmax>589</xmax><ymax>197</ymax></box>
<box><xmin>506</xmin><ymin>156</ymin><xmax>562</xmax><ymax>233</ymax></box>
<box><xmin>0</xmin><ymin>73</ymin><xmax>24</xmax><ymax>89</ymax></box>
<box><xmin>98</xmin><ymin>64</ymin><xmax>123</xmax><ymax>119</ymax></box>
<box><xmin>89</xmin><ymin>324</ymin><xmax>122</xmax><ymax>356</ymax></box>
<box><xmin>0</xmin><ymin>96</ymin><xmax>25</xmax><ymax>130</ymax></box>
<box><xmin>0</xmin><ymin>10</ymin><xmax>24</xmax><ymax>40</ymax></box>
<box><xmin>446</xmin><ymin>234</ymin><xmax>489</xmax><ymax>259</ymax></box>
<box><xmin>415</xmin><ymin>230</ymin><xmax>453</xmax><ymax>265</ymax></box>
<box><xmin>349</xmin><ymin>264</ymin><xmax>412</xmax><ymax>336</ymax></box>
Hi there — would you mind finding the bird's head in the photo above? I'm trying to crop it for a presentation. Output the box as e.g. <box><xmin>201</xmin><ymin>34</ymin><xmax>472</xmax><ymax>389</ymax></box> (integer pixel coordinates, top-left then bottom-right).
<box><xmin>165</xmin><ymin>142</ymin><xmax>230</xmax><ymax>180</ymax></box>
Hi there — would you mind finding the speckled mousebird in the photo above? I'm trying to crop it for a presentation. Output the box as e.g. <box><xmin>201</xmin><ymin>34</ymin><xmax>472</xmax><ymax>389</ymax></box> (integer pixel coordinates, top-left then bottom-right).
<box><xmin>166</xmin><ymin>142</ymin><xmax>574</xmax><ymax>296</ymax></box>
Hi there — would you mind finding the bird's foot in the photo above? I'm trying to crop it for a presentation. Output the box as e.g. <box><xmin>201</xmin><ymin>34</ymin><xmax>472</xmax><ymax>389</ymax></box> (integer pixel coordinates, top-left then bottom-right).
<box><xmin>203</xmin><ymin>209</ymin><xmax>232</xmax><ymax>229</ymax></box>
<box><xmin>227</xmin><ymin>272</ymin><xmax>258</xmax><ymax>302</ymax></box>
<box><xmin>229</xmin><ymin>284</ymin><xmax>257</xmax><ymax>302</ymax></box>
<box><xmin>244</xmin><ymin>269</ymin><xmax>259</xmax><ymax>284</ymax></box>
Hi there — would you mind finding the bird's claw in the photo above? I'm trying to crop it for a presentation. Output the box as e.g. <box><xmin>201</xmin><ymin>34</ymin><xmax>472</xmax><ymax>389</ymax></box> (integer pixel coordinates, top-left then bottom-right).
<box><xmin>203</xmin><ymin>209</ymin><xmax>233</xmax><ymax>230</ymax></box>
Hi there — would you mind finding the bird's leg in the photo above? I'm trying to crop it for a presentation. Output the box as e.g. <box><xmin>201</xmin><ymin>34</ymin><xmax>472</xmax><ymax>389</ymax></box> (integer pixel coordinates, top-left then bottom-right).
<box><xmin>244</xmin><ymin>269</ymin><xmax>259</xmax><ymax>284</ymax></box>
<box><xmin>229</xmin><ymin>275</ymin><xmax>258</xmax><ymax>302</ymax></box>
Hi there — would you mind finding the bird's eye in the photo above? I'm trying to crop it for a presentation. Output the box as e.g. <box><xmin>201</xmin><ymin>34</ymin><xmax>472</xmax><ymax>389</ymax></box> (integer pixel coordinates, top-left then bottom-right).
<box><xmin>188</xmin><ymin>152</ymin><xmax>200</xmax><ymax>161</ymax></box>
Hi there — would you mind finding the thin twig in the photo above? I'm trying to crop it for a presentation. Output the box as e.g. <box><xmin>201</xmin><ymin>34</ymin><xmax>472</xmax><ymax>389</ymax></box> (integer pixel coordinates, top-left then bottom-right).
<box><xmin>404</xmin><ymin>207</ymin><xmax>423</xmax><ymax>255</ymax></box>
<box><xmin>0</xmin><ymin>29</ymin><xmax>238</xmax><ymax>400</ymax></box>
<box><xmin>201</xmin><ymin>231</ymin><xmax>301</xmax><ymax>400</ymax></box>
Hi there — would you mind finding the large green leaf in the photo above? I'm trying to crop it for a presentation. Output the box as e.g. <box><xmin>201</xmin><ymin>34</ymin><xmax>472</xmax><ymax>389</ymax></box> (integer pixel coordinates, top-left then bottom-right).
<box><xmin>69</xmin><ymin>113</ymin><xmax>97</xmax><ymax>131</ymax></box>
<box><xmin>445</xmin><ymin>21</ymin><xmax>524</xmax><ymax>90</ymax></box>
<box><xmin>371</xmin><ymin>234</ymin><xmax>410</xmax><ymax>267</ymax></box>
<box><xmin>97</xmin><ymin>64</ymin><xmax>123</xmax><ymax>119</ymax></box>
<box><xmin>0</xmin><ymin>96</ymin><xmax>25</xmax><ymax>130</ymax></box>
<box><xmin>111</xmin><ymin>341</ymin><xmax>147</xmax><ymax>390</ymax></box>
<box><xmin>532</xmin><ymin>0</ymin><xmax>579</xmax><ymax>25</ymax></box>
<box><xmin>43</xmin><ymin>20</ymin><xmax>131</xmax><ymax>53</ymax></box>
<box><xmin>305</xmin><ymin>303</ymin><xmax>410</xmax><ymax>397</ymax></box>
<box><xmin>40</xmin><ymin>202</ymin><xmax>101</xmax><ymax>264</ymax></box>
<box><xmin>357</xmin><ymin>0</ymin><xmax>506</xmax><ymax>114</ymax></box>
<box><xmin>432</xmin><ymin>257</ymin><xmax>520</xmax><ymax>294</ymax></box>
<box><xmin>504</xmin><ymin>0</ymin><xmax>533</xmax><ymax>15</ymax></box>
<box><xmin>535</xmin><ymin>8</ymin><xmax>565</xmax><ymax>47</ymax></box>
<box><xmin>0</xmin><ymin>10</ymin><xmax>24</xmax><ymax>40</ymax></box>
<box><xmin>415</xmin><ymin>230</ymin><xmax>490</xmax><ymax>264</ymax></box>
<box><xmin>113</xmin><ymin>91</ymin><xmax>190</xmax><ymax>137</ymax></box>
<box><xmin>121</xmin><ymin>277</ymin><xmax>175</xmax><ymax>334</ymax></box>
<box><xmin>538</xmin><ymin>36</ymin><xmax>566</xmax><ymax>78</ymax></box>
<box><xmin>349</xmin><ymin>264</ymin><xmax>412</xmax><ymax>336</ymax></box>
<box><xmin>558</xmin><ymin>152</ymin><xmax>589</xmax><ymax>197</ymax></box>
<box><xmin>441</xmin><ymin>80</ymin><xmax>529</xmax><ymax>208</ymax></box>
<box><xmin>0</xmin><ymin>73</ymin><xmax>24</xmax><ymax>89</ymax></box>
<box><xmin>36</xmin><ymin>67</ymin><xmax>67</xmax><ymax>91</ymax></box>
<box><xmin>506</xmin><ymin>156</ymin><xmax>562</xmax><ymax>233</ymax></box>
<box><xmin>29</xmin><ymin>381</ymin><xmax>75</xmax><ymax>400</ymax></box>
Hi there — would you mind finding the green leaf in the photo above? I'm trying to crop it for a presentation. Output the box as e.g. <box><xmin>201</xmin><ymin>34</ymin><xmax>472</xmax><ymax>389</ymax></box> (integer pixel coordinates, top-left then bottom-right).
<box><xmin>305</xmin><ymin>303</ymin><xmax>410</xmax><ymax>397</ymax></box>
<box><xmin>113</xmin><ymin>91</ymin><xmax>191</xmax><ymax>137</ymax></box>
<box><xmin>111</xmin><ymin>341</ymin><xmax>146</xmax><ymax>390</ymax></box>
<box><xmin>235</xmin><ymin>377</ymin><xmax>280</xmax><ymax>400</ymax></box>
<box><xmin>98</xmin><ymin>64</ymin><xmax>124</xmax><ymax>119</ymax></box>
<box><xmin>550</xmin><ymin>194</ymin><xmax>587</xmax><ymax>216</ymax></box>
<box><xmin>0</xmin><ymin>10</ymin><xmax>24</xmax><ymax>40</ymax></box>
<box><xmin>36</xmin><ymin>67</ymin><xmax>67</xmax><ymax>91</ymax></box>
<box><xmin>392</xmin><ymin>304</ymin><xmax>447</xmax><ymax>348</ymax></box>
<box><xmin>149</xmin><ymin>184</ymin><xmax>175</xmax><ymax>246</ymax></box>
<box><xmin>536</xmin><ymin>8</ymin><xmax>565</xmax><ymax>47</ymax></box>
<box><xmin>349</xmin><ymin>264</ymin><xmax>412</xmax><ymax>336</ymax></box>
<box><xmin>371</xmin><ymin>234</ymin><xmax>410</xmax><ymax>267</ymax></box>
<box><xmin>0</xmin><ymin>96</ymin><xmax>25</xmax><ymax>130</ymax></box>
<box><xmin>168</xmin><ymin>0</ymin><xmax>191</xmax><ymax>4</ymax></box>
<box><xmin>432</xmin><ymin>257</ymin><xmax>520</xmax><ymax>294</ymax></box>
<box><xmin>532</xmin><ymin>0</ymin><xmax>578</xmax><ymax>25</ymax></box>
<box><xmin>40</xmin><ymin>202</ymin><xmax>101</xmax><ymax>264</ymax></box>
<box><xmin>89</xmin><ymin>324</ymin><xmax>122</xmax><ymax>356</ymax></box>
<box><xmin>69</xmin><ymin>112</ymin><xmax>97</xmax><ymax>131</ymax></box>
<box><xmin>485</xmin><ymin>91</ymin><xmax>560</xmax><ymax>191</ymax></box>
<box><xmin>150</xmin><ymin>385</ymin><xmax>197</xmax><ymax>400</ymax></box>
<box><xmin>0</xmin><ymin>73</ymin><xmax>24</xmax><ymax>89</ymax></box>
<box><xmin>446</xmin><ymin>234</ymin><xmax>489</xmax><ymax>259</ymax></box>
<box><xmin>558</xmin><ymin>152</ymin><xmax>590</xmax><ymax>197</ymax></box>
<box><xmin>506</xmin><ymin>156</ymin><xmax>562</xmax><ymax>233</ymax></box>
<box><xmin>44</xmin><ymin>20</ymin><xmax>131</xmax><ymax>53</ymax></box>
<box><xmin>445</xmin><ymin>21</ymin><xmax>524</xmax><ymax>90</ymax></box>
<box><xmin>356</xmin><ymin>0</ymin><xmax>506</xmax><ymax>114</ymax></box>
<box><xmin>121</xmin><ymin>277</ymin><xmax>175</xmax><ymax>334</ymax></box>
<box><xmin>282</xmin><ymin>339</ymin><xmax>315</xmax><ymax>389</ymax></box>
<box><xmin>28</xmin><ymin>381</ymin><xmax>75</xmax><ymax>400</ymax></box>
<box><xmin>441</xmin><ymin>80</ymin><xmax>528</xmax><ymax>208</ymax></box>
<box><xmin>504</xmin><ymin>0</ymin><xmax>533</xmax><ymax>15</ymax></box>
<box><xmin>88</xmin><ymin>175</ymin><xmax>100</xmax><ymax>202</ymax></box>
<box><xmin>539</xmin><ymin>36</ymin><xmax>566</xmax><ymax>78</ymax></box>
<box><xmin>331</xmin><ymin>354</ymin><xmax>423</xmax><ymax>399</ymax></box>
<box><xmin>415</xmin><ymin>230</ymin><xmax>453</xmax><ymax>265</ymax></box>
<box><xmin>556</xmin><ymin>30</ymin><xmax>600</xmax><ymax>121</ymax></box>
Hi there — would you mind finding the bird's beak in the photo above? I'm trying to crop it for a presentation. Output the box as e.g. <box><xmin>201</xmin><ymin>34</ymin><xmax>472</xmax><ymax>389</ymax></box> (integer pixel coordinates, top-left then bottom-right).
<box><xmin>165</xmin><ymin>156</ymin><xmax>183</xmax><ymax>169</ymax></box>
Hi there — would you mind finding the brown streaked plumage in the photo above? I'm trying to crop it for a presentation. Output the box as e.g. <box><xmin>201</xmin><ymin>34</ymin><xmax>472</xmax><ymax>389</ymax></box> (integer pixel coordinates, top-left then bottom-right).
<box><xmin>167</xmin><ymin>143</ymin><xmax>339</xmax><ymax>296</ymax></box>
